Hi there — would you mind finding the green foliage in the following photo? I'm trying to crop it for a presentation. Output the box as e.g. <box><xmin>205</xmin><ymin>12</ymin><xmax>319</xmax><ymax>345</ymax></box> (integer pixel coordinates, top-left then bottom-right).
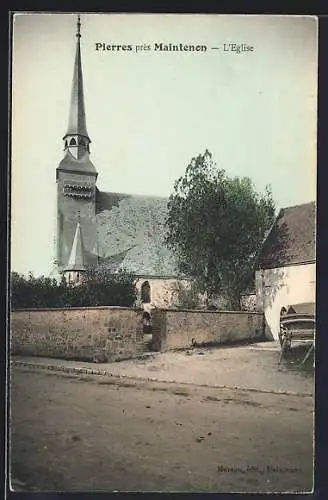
<box><xmin>10</xmin><ymin>272</ymin><xmax>66</xmax><ymax>309</ymax></box>
<box><xmin>165</xmin><ymin>150</ymin><xmax>276</xmax><ymax>309</ymax></box>
<box><xmin>171</xmin><ymin>280</ymin><xmax>203</xmax><ymax>310</ymax></box>
<box><xmin>76</xmin><ymin>267</ymin><xmax>137</xmax><ymax>307</ymax></box>
<box><xmin>10</xmin><ymin>268</ymin><xmax>137</xmax><ymax>309</ymax></box>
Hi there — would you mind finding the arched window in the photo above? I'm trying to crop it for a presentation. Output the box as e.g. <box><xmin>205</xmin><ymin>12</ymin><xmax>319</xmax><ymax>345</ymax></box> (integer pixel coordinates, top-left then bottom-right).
<box><xmin>69</xmin><ymin>138</ymin><xmax>77</xmax><ymax>146</ymax></box>
<box><xmin>141</xmin><ymin>281</ymin><xmax>151</xmax><ymax>303</ymax></box>
<box><xmin>65</xmin><ymin>140</ymin><xmax>68</xmax><ymax>148</ymax></box>
<box><xmin>78</xmin><ymin>138</ymin><xmax>85</xmax><ymax>146</ymax></box>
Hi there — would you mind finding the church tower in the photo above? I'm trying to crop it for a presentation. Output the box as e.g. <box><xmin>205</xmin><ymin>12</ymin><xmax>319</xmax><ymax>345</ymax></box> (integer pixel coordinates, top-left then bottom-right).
<box><xmin>56</xmin><ymin>15</ymin><xmax>98</xmax><ymax>271</ymax></box>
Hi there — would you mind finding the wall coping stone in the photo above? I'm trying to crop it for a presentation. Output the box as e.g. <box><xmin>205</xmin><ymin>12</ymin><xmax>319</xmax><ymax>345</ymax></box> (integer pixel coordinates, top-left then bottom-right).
<box><xmin>134</xmin><ymin>275</ymin><xmax>191</xmax><ymax>280</ymax></box>
<box><xmin>153</xmin><ymin>308</ymin><xmax>263</xmax><ymax>315</ymax></box>
<box><xmin>11</xmin><ymin>306</ymin><xmax>143</xmax><ymax>313</ymax></box>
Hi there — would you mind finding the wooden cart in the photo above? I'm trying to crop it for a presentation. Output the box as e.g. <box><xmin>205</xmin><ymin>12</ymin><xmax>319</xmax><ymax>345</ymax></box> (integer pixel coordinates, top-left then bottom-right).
<box><xmin>278</xmin><ymin>303</ymin><xmax>315</xmax><ymax>365</ymax></box>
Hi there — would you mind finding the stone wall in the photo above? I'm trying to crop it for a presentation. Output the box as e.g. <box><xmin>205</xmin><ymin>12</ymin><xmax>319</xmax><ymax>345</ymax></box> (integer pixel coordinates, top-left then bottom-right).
<box><xmin>135</xmin><ymin>278</ymin><xmax>192</xmax><ymax>309</ymax></box>
<box><xmin>151</xmin><ymin>309</ymin><xmax>265</xmax><ymax>351</ymax></box>
<box><xmin>11</xmin><ymin>306</ymin><xmax>143</xmax><ymax>362</ymax></box>
<box><xmin>135</xmin><ymin>278</ymin><xmax>244</xmax><ymax>311</ymax></box>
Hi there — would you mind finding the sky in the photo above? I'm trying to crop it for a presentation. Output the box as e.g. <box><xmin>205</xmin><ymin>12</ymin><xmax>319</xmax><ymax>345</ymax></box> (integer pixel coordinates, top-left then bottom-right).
<box><xmin>11</xmin><ymin>13</ymin><xmax>318</xmax><ymax>277</ymax></box>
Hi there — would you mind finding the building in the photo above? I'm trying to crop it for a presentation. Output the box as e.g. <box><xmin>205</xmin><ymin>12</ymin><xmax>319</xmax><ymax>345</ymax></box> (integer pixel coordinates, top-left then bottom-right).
<box><xmin>56</xmin><ymin>16</ymin><xmax>187</xmax><ymax>307</ymax></box>
<box><xmin>255</xmin><ymin>202</ymin><xmax>316</xmax><ymax>340</ymax></box>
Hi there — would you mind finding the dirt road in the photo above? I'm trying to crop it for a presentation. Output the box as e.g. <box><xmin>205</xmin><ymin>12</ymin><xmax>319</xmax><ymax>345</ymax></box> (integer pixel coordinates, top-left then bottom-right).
<box><xmin>12</xmin><ymin>341</ymin><xmax>314</xmax><ymax>395</ymax></box>
<box><xmin>10</xmin><ymin>362</ymin><xmax>314</xmax><ymax>493</ymax></box>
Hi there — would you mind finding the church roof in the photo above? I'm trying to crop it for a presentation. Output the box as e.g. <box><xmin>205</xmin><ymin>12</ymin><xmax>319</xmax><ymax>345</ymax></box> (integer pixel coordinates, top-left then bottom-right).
<box><xmin>96</xmin><ymin>191</ymin><xmax>180</xmax><ymax>277</ymax></box>
<box><xmin>64</xmin><ymin>17</ymin><xmax>89</xmax><ymax>140</ymax></box>
<box><xmin>64</xmin><ymin>221</ymin><xmax>86</xmax><ymax>271</ymax></box>
<box><xmin>57</xmin><ymin>150</ymin><xmax>97</xmax><ymax>176</ymax></box>
<box><xmin>256</xmin><ymin>201</ymin><xmax>316</xmax><ymax>269</ymax></box>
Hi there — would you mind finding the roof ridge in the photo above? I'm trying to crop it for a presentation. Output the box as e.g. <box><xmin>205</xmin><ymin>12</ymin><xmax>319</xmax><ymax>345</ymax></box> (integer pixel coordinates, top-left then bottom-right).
<box><xmin>280</xmin><ymin>200</ymin><xmax>315</xmax><ymax>211</ymax></box>
<box><xmin>98</xmin><ymin>190</ymin><xmax>169</xmax><ymax>200</ymax></box>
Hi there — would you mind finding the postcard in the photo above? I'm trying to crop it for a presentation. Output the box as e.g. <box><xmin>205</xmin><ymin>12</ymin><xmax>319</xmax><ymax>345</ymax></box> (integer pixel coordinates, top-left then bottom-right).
<box><xmin>9</xmin><ymin>12</ymin><xmax>317</xmax><ymax>493</ymax></box>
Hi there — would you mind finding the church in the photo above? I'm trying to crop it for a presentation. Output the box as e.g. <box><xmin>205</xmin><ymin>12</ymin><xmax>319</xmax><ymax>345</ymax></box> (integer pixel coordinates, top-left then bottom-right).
<box><xmin>56</xmin><ymin>16</ymin><xmax>186</xmax><ymax>309</ymax></box>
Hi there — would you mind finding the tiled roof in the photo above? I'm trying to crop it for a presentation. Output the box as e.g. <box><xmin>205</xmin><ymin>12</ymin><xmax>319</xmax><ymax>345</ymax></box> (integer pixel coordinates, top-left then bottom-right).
<box><xmin>257</xmin><ymin>201</ymin><xmax>316</xmax><ymax>269</ymax></box>
<box><xmin>65</xmin><ymin>222</ymin><xmax>85</xmax><ymax>271</ymax></box>
<box><xmin>95</xmin><ymin>193</ymin><xmax>315</xmax><ymax>276</ymax></box>
<box><xmin>96</xmin><ymin>191</ymin><xmax>179</xmax><ymax>276</ymax></box>
<box><xmin>57</xmin><ymin>150</ymin><xmax>97</xmax><ymax>175</ymax></box>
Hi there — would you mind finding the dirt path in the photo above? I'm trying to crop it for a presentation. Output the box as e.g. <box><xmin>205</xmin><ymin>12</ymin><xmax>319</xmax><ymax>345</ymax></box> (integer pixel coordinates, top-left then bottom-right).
<box><xmin>12</xmin><ymin>342</ymin><xmax>314</xmax><ymax>396</ymax></box>
<box><xmin>10</xmin><ymin>365</ymin><xmax>314</xmax><ymax>493</ymax></box>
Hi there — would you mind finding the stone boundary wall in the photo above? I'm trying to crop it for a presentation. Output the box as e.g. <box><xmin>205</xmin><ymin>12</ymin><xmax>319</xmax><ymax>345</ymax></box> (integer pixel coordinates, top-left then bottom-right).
<box><xmin>11</xmin><ymin>306</ymin><xmax>144</xmax><ymax>362</ymax></box>
<box><xmin>151</xmin><ymin>309</ymin><xmax>266</xmax><ymax>351</ymax></box>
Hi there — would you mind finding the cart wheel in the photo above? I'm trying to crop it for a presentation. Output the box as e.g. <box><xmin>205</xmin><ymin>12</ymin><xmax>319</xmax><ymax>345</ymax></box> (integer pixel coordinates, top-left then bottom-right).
<box><xmin>279</xmin><ymin>325</ymin><xmax>288</xmax><ymax>347</ymax></box>
<box><xmin>278</xmin><ymin>332</ymin><xmax>292</xmax><ymax>364</ymax></box>
<box><xmin>278</xmin><ymin>333</ymin><xmax>284</xmax><ymax>347</ymax></box>
<box><xmin>285</xmin><ymin>336</ymin><xmax>292</xmax><ymax>353</ymax></box>
<box><xmin>279</xmin><ymin>337</ymin><xmax>287</xmax><ymax>364</ymax></box>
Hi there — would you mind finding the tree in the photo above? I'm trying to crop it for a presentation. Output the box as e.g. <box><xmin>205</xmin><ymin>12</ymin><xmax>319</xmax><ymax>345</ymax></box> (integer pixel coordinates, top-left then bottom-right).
<box><xmin>165</xmin><ymin>150</ymin><xmax>276</xmax><ymax>309</ymax></box>
<box><xmin>171</xmin><ymin>280</ymin><xmax>203</xmax><ymax>310</ymax></box>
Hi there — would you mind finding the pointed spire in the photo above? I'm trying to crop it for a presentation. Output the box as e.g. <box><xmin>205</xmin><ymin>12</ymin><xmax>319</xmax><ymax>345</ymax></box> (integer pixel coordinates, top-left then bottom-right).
<box><xmin>67</xmin><ymin>219</ymin><xmax>86</xmax><ymax>270</ymax></box>
<box><xmin>65</xmin><ymin>14</ymin><xmax>90</xmax><ymax>141</ymax></box>
<box><xmin>58</xmin><ymin>15</ymin><xmax>97</xmax><ymax>174</ymax></box>
<box><xmin>76</xmin><ymin>14</ymin><xmax>81</xmax><ymax>39</ymax></box>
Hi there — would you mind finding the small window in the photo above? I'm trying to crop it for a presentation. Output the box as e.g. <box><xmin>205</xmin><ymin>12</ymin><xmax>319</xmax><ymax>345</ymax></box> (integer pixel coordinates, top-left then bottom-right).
<box><xmin>141</xmin><ymin>281</ymin><xmax>151</xmax><ymax>303</ymax></box>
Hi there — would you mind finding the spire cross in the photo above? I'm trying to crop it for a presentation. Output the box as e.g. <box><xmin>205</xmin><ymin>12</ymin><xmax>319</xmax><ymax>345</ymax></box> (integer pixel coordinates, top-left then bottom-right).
<box><xmin>76</xmin><ymin>15</ymin><xmax>81</xmax><ymax>38</ymax></box>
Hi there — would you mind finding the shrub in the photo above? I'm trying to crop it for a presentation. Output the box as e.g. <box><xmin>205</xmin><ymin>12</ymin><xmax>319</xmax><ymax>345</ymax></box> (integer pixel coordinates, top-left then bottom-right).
<box><xmin>10</xmin><ymin>268</ymin><xmax>137</xmax><ymax>309</ymax></box>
